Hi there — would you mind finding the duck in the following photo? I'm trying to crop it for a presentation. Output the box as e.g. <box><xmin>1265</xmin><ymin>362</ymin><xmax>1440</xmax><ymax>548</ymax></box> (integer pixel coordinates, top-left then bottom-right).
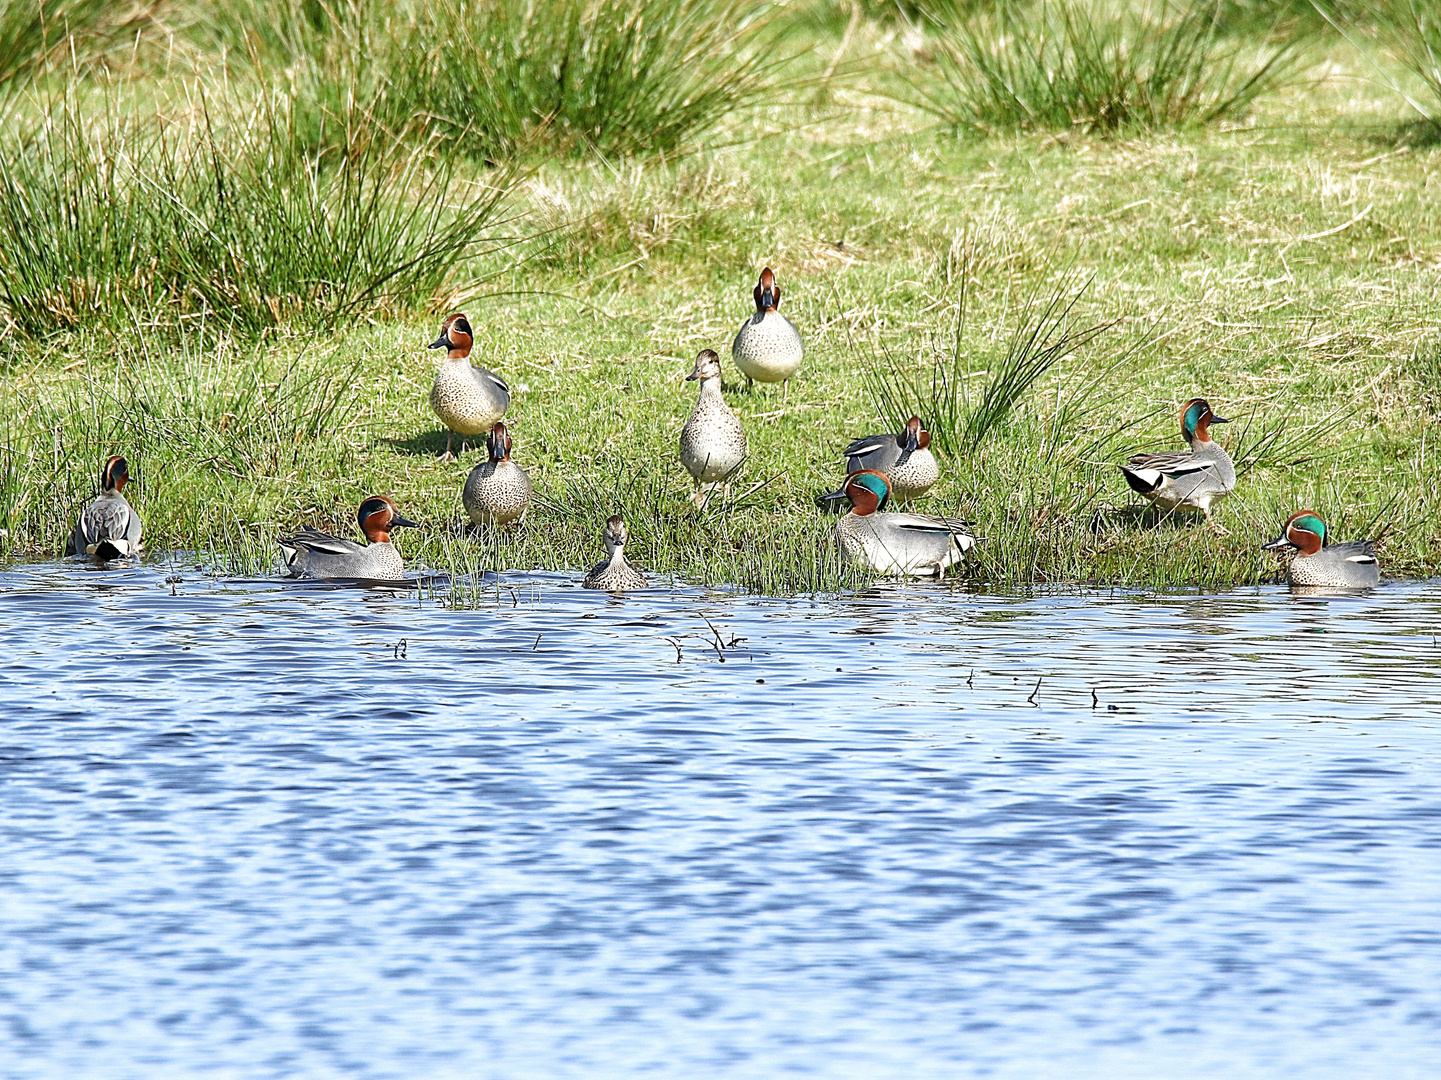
<box><xmin>732</xmin><ymin>266</ymin><xmax>803</xmax><ymax>397</ymax></box>
<box><xmin>1263</xmin><ymin>510</ymin><xmax>1380</xmax><ymax>588</ymax></box>
<box><xmin>842</xmin><ymin>416</ymin><xmax>939</xmax><ymax>502</ymax></box>
<box><xmin>818</xmin><ymin>469</ymin><xmax>976</xmax><ymax>577</ymax></box>
<box><xmin>679</xmin><ymin>348</ymin><xmax>747</xmax><ymax>508</ymax></box>
<box><xmin>1119</xmin><ymin>398</ymin><xmax>1235</xmax><ymax>528</ymax></box>
<box><xmin>278</xmin><ymin>495</ymin><xmax>418</xmax><ymax>580</ymax></box>
<box><xmin>70</xmin><ymin>455</ymin><xmax>142</xmax><ymax>560</ymax></box>
<box><xmin>462</xmin><ymin>421</ymin><xmax>532</xmax><ymax>527</ymax></box>
<box><xmin>583</xmin><ymin>515</ymin><xmax>648</xmax><ymax>591</ymax></box>
<box><xmin>428</xmin><ymin>313</ymin><xmax>511</xmax><ymax>462</ymax></box>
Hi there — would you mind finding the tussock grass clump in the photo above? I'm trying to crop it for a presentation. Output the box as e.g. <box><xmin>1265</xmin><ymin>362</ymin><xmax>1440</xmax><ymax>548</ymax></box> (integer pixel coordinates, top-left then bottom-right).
<box><xmin>907</xmin><ymin>0</ymin><xmax>1297</xmax><ymax>133</ymax></box>
<box><xmin>1319</xmin><ymin>0</ymin><xmax>1441</xmax><ymax>128</ymax></box>
<box><xmin>0</xmin><ymin>91</ymin><xmax>516</xmax><ymax>341</ymax></box>
<box><xmin>386</xmin><ymin>0</ymin><xmax>781</xmax><ymax>161</ymax></box>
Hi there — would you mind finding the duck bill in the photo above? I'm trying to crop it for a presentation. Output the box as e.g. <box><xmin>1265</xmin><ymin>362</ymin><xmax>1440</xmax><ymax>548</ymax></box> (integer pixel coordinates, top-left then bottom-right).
<box><xmin>428</xmin><ymin>333</ymin><xmax>450</xmax><ymax>350</ymax></box>
<box><xmin>1209</xmin><ymin>415</ymin><xmax>1231</xmax><ymax>425</ymax></box>
<box><xmin>814</xmin><ymin>487</ymin><xmax>850</xmax><ymax>509</ymax></box>
<box><xmin>390</xmin><ymin>513</ymin><xmax>420</xmax><ymax>529</ymax></box>
<box><xmin>1261</xmin><ymin>535</ymin><xmax>1293</xmax><ymax>552</ymax></box>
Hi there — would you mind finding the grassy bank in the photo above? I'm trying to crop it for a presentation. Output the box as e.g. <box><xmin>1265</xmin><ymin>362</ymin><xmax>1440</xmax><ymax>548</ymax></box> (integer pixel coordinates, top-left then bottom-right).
<box><xmin>1</xmin><ymin>1</ymin><xmax>1438</xmax><ymax>591</ymax></box>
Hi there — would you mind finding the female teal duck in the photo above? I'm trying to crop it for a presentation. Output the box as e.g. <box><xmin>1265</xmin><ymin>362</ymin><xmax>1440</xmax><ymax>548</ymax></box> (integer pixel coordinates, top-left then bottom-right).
<box><xmin>279</xmin><ymin>496</ymin><xmax>418</xmax><ymax>580</ymax></box>
<box><xmin>679</xmin><ymin>348</ymin><xmax>747</xmax><ymax>508</ymax></box>
<box><xmin>843</xmin><ymin>416</ymin><xmax>939</xmax><ymax>503</ymax></box>
<box><xmin>1119</xmin><ymin>398</ymin><xmax>1235</xmax><ymax>528</ymax></box>
<box><xmin>732</xmin><ymin>267</ymin><xmax>803</xmax><ymax>397</ymax></box>
<box><xmin>462</xmin><ymin>422</ymin><xmax>532</xmax><ymax>527</ymax></box>
<box><xmin>428</xmin><ymin>313</ymin><xmax>511</xmax><ymax>462</ymax></box>
<box><xmin>71</xmin><ymin>455</ymin><xmax>142</xmax><ymax>560</ymax></box>
<box><xmin>1263</xmin><ymin>510</ymin><xmax>1380</xmax><ymax>588</ymax></box>
<box><xmin>583</xmin><ymin>515</ymin><xmax>647</xmax><ymax>591</ymax></box>
<box><xmin>819</xmin><ymin>470</ymin><xmax>975</xmax><ymax>577</ymax></box>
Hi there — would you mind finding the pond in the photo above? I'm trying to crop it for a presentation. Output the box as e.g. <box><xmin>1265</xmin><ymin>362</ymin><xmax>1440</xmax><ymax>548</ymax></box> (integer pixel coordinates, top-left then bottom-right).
<box><xmin>2</xmin><ymin>560</ymin><xmax>1439</xmax><ymax>1079</ymax></box>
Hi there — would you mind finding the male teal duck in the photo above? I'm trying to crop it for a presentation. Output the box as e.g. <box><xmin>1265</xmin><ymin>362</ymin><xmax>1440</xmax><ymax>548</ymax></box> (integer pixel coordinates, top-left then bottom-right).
<box><xmin>843</xmin><ymin>416</ymin><xmax>939</xmax><ymax>502</ymax></box>
<box><xmin>279</xmin><ymin>496</ymin><xmax>418</xmax><ymax>580</ymax></box>
<box><xmin>1263</xmin><ymin>510</ymin><xmax>1380</xmax><ymax>588</ymax></box>
<box><xmin>1119</xmin><ymin>398</ymin><xmax>1235</xmax><ymax>527</ymax></box>
<box><xmin>583</xmin><ymin>515</ymin><xmax>647</xmax><ymax>591</ymax></box>
<box><xmin>732</xmin><ymin>267</ymin><xmax>803</xmax><ymax>397</ymax></box>
<box><xmin>679</xmin><ymin>348</ymin><xmax>747</xmax><ymax>508</ymax></box>
<box><xmin>70</xmin><ymin>455</ymin><xmax>142</xmax><ymax>560</ymax></box>
<box><xmin>462</xmin><ymin>421</ymin><xmax>532</xmax><ymax>527</ymax></box>
<box><xmin>819</xmin><ymin>470</ymin><xmax>976</xmax><ymax>577</ymax></box>
<box><xmin>428</xmin><ymin>313</ymin><xmax>511</xmax><ymax>462</ymax></box>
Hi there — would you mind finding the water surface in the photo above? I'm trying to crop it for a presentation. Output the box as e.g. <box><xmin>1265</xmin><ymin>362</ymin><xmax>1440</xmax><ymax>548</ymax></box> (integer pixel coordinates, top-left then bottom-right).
<box><xmin>2</xmin><ymin>560</ymin><xmax>1439</xmax><ymax>1078</ymax></box>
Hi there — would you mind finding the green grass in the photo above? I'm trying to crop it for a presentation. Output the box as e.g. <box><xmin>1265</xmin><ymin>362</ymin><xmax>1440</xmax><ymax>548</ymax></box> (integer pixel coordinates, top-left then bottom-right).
<box><xmin>0</xmin><ymin>2</ymin><xmax>1439</xmax><ymax>592</ymax></box>
<box><xmin>905</xmin><ymin>0</ymin><xmax>1299</xmax><ymax>134</ymax></box>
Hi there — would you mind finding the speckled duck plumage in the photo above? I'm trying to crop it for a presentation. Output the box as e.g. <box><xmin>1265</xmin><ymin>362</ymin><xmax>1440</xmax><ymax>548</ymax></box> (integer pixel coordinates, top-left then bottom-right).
<box><xmin>732</xmin><ymin>267</ymin><xmax>803</xmax><ymax>393</ymax></box>
<box><xmin>462</xmin><ymin>422</ymin><xmax>532</xmax><ymax>527</ymax></box>
<box><xmin>1119</xmin><ymin>398</ymin><xmax>1236</xmax><ymax>525</ymax></box>
<box><xmin>679</xmin><ymin>348</ymin><xmax>746</xmax><ymax>507</ymax></box>
<box><xmin>1263</xmin><ymin>510</ymin><xmax>1380</xmax><ymax>588</ymax></box>
<box><xmin>820</xmin><ymin>470</ymin><xmax>976</xmax><ymax>578</ymax></box>
<box><xmin>843</xmin><ymin>416</ymin><xmax>940</xmax><ymax>502</ymax></box>
<box><xmin>428</xmin><ymin>313</ymin><xmax>511</xmax><ymax>461</ymax></box>
<box><xmin>278</xmin><ymin>496</ymin><xmax>418</xmax><ymax>580</ymax></box>
<box><xmin>583</xmin><ymin>516</ymin><xmax>648</xmax><ymax>591</ymax></box>
<box><xmin>70</xmin><ymin>455</ymin><xmax>142</xmax><ymax>559</ymax></box>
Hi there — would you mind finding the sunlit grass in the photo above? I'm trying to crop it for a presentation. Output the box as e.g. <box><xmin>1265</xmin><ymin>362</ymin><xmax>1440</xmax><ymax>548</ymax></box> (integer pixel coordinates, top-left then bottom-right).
<box><xmin>905</xmin><ymin>0</ymin><xmax>1299</xmax><ymax>134</ymax></box>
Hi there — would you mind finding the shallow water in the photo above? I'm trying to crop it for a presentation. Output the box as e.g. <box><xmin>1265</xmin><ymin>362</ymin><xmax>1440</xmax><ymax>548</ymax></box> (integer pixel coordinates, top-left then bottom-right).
<box><xmin>2</xmin><ymin>559</ymin><xmax>1440</xmax><ymax>1079</ymax></box>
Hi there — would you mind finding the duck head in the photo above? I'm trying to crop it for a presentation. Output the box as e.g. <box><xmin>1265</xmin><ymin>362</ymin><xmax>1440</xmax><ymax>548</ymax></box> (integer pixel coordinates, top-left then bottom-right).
<box><xmin>602</xmin><ymin>514</ymin><xmax>628</xmax><ymax>553</ymax></box>
<box><xmin>100</xmin><ymin>455</ymin><xmax>130</xmax><ymax>493</ymax></box>
<box><xmin>897</xmin><ymin>416</ymin><xmax>930</xmax><ymax>463</ymax></box>
<box><xmin>487</xmin><ymin>421</ymin><xmax>513</xmax><ymax>463</ymax></box>
<box><xmin>753</xmin><ymin>267</ymin><xmax>780</xmax><ymax>313</ymax></box>
<box><xmin>358</xmin><ymin>495</ymin><xmax>419</xmax><ymax>545</ymax></box>
<box><xmin>686</xmin><ymin>348</ymin><xmax>723</xmax><ymax>383</ymax></box>
<box><xmin>817</xmin><ymin>469</ymin><xmax>891</xmax><ymax>516</ymax></box>
<box><xmin>1181</xmin><ymin>398</ymin><xmax>1228</xmax><ymax>444</ymax></box>
<box><xmin>1263</xmin><ymin>510</ymin><xmax>1326</xmax><ymax>557</ymax></box>
<box><xmin>429</xmin><ymin>314</ymin><xmax>473</xmax><ymax>359</ymax></box>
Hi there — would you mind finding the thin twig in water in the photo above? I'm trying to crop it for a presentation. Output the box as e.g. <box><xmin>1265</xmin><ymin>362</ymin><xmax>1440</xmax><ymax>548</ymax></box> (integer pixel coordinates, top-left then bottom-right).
<box><xmin>664</xmin><ymin>637</ymin><xmax>683</xmax><ymax>662</ymax></box>
<box><xmin>533</xmin><ymin>634</ymin><xmax>542</xmax><ymax>651</ymax></box>
<box><xmin>1027</xmin><ymin>677</ymin><xmax>1041</xmax><ymax>705</ymax></box>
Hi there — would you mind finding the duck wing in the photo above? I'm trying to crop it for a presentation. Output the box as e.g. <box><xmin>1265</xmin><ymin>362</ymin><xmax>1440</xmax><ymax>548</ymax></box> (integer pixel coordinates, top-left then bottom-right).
<box><xmin>1329</xmin><ymin>538</ymin><xmax>1379</xmax><ymax>564</ymax></box>
<box><xmin>75</xmin><ymin>495</ymin><xmax>139</xmax><ymax>555</ymax></box>
<box><xmin>278</xmin><ymin>527</ymin><xmax>365</xmax><ymax>558</ymax></box>
<box><xmin>887</xmin><ymin>512</ymin><xmax>975</xmax><ymax>536</ymax></box>
<box><xmin>1123</xmin><ymin>450</ymin><xmax>1220</xmax><ymax>478</ymax></box>
<box><xmin>843</xmin><ymin>433</ymin><xmax>901</xmax><ymax>472</ymax></box>
<box><xmin>473</xmin><ymin>366</ymin><xmax>511</xmax><ymax>402</ymax></box>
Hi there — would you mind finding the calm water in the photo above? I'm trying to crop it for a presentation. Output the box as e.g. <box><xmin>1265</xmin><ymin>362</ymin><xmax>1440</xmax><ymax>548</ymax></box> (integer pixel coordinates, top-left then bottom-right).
<box><xmin>1</xmin><ymin>559</ymin><xmax>1439</xmax><ymax>1079</ymax></box>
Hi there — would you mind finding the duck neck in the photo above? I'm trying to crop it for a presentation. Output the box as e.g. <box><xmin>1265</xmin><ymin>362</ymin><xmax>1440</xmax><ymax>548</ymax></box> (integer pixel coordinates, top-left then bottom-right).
<box><xmin>697</xmin><ymin>374</ymin><xmax>724</xmax><ymax>399</ymax></box>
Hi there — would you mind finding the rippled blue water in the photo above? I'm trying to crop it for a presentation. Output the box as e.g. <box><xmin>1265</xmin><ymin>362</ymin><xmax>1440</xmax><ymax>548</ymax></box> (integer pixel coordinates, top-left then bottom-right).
<box><xmin>2</xmin><ymin>559</ymin><xmax>1439</xmax><ymax>1079</ymax></box>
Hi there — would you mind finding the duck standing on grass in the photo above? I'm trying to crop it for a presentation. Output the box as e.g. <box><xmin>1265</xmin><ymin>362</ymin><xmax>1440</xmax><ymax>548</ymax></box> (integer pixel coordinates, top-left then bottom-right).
<box><xmin>278</xmin><ymin>496</ymin><xmax>418</xmax><ymax>580</ymax></box>
<box><xmin>428</xmin><ymin>313</ymin><xmax>511</xmax><ymax>462</ymax></box>
<box><xmin>1119</xmin><ymin>398</ymin><xmax>1235</xmax><ymax>529</ymax></box>
<box><xmin>583</xmin><ymin>515</ymin><xmax>647</xmax><ymax>591</ymax></box>
<box><xmin>818</xmin><ymin>470</ymin><xmax>976</xmax><ymax>577</ymax></box>
<box><xmin>842</xmin><ymin>415</ymin><xmax>939</xmax><ymax>503</ymax></box>
<box><xmin>462</xmin><ymin>422</ymin><xmax>532</xmax><ymax>527</ymax></box>
<box><xmin>1263</xmin><ymin>510</ymin><xmax>1380</xmax><ymax>588</ymax></box>
<box><xmin>732</xmin><ymin>266</ymin><xmax>803</xmax><ymax>398</ymax></box>
<box><xmin>70</xmin><ymin>455</ymin><xmax>142</xmax><ymax>560</ymax></box>
<box><xmin>679</xmin><ymin>348</ymin><xmax>747</xmax><ymax>508</ymax></box>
